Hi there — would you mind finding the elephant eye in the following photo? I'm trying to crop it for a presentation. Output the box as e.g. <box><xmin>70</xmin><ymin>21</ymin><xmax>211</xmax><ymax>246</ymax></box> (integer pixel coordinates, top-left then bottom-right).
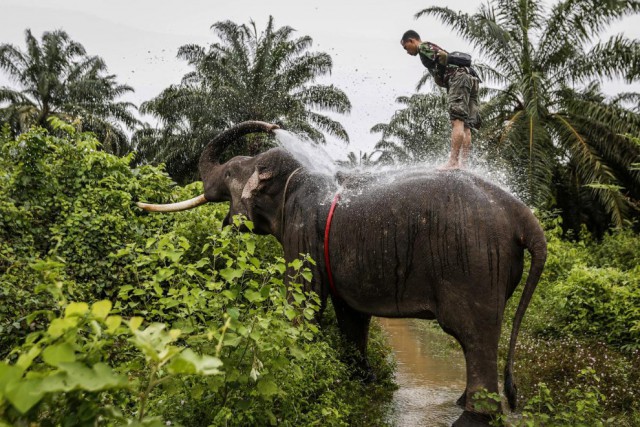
<box><xmin>225</xmin><ymin>171</ymin><xmax>231</xmax><ymax>179</ymax></box>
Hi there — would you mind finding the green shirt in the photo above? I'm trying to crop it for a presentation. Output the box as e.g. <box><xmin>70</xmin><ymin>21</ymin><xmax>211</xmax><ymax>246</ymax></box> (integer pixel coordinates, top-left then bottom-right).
<box><xmin>418</xmin><ymin>43</ymin><xmax>454</xmax><ymax>88</ymax></box>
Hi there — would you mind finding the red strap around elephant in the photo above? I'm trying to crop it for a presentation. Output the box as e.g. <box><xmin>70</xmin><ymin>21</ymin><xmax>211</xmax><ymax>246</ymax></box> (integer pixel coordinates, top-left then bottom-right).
<box><xmin>324</xmin><ymin>193</ymin><xmax>341</xmax><ymax>297</ymax></box>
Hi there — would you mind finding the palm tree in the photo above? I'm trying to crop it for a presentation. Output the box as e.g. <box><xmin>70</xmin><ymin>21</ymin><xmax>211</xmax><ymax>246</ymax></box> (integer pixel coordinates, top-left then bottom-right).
<box><xmin>371</xmin><ymin>93</ymin><xmax>451</xmax><ymax>164</ymax></box>
<box><xmin>416</xmin><ymin>0</ymin><xmax>640</xmax><ymax>228</ymax></box>
<box><xmin>133</xmin><ymin>85</ymin><xmax>226</xmax><ymax>182</ymax></box>
<box><xmin>136</xmin><ymin>16</ymin><xmax>351</xmax><ymax>183</ymax></box>
<box><xmin>337</xmin><ymin>150</ymin><xmax>383</xmax><ymax>168</ymax></box>
<box><xmin>0</xmin><ymin>29</ymin><xmax>139</xmax><ymax>156</ymax></box>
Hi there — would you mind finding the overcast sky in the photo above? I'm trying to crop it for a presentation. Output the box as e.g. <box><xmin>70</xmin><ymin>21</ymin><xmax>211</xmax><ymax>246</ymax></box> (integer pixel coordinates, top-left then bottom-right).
<box><xmin>1</xmin><ymin>0</ymin><xmax>639</xmax><ymax>156</ymax></box>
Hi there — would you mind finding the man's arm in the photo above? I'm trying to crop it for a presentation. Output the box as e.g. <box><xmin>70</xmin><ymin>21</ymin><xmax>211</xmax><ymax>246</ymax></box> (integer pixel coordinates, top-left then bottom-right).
<box><xmin>418</xmin><ymin>43</ymin><xmax>449</xmax><ymax>87</ymax></box>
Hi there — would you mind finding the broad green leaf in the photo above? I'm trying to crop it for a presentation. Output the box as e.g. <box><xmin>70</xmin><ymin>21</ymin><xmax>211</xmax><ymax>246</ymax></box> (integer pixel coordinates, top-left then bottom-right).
<box><xmin>153</xmin><ymin>282</ymin><xmax>163</xmax><ymax>296</ymax></box>
<box><xmin>0</xmin><ymin>362</ymin><xmax>24</xmax><ymax>395</ymax></box>
<box><xmin>244</xmin><ymin>290</ymin><xmax>264</xmax><ymax>303</ymax></box>
<box><xmin>48</xmin><ymin>318</ymin><xmax>74</xmax><ymax>339</ymax></box>
<box><xmin>284</xmin><ymin>307</ymin><xmax>297</xmax><ymax>321</ymax></box>
<box><xmin>38</xmin><ymin>371</ymin><xmax>73</xmax><ymax>393</ymax></box>
<box><xmin>65</xmin><ymin>302</ymin><xmax>89</xmax><ymax>318</ymax></box>
<box><xmin>129</xmin><ymin>316</ymin><xmax>144</xmax><ymax>331</ymax></box>
<box><xmin>288</xmin><ymin>345</ymin><xmax>306</xmax><ymax>359</ymax></box>
<box><xmin>168</xmin><ymin>349</ymin><xmax>223</xmax><ymax>376</ymax></box>
<box><xmin>114</xmin><ymin>248</ymin><xmax>131</xmax><ymax>258</ymax></box>
<box><xmin>91</xmin><ymin>300</ymin><xmax>112</xmax><ymax>320</ymax></box>
<box><xmin>42</xmin><ymin>343</ymin><xmax>76</xmax><ymax>367</ymax></box>
<box><xmin>4</xmin><ymin>378</ymin><xmax>44</xmax><ymax>414</ymax></box>
<box><xmin>164</xmin><ymin>250</ymin><xmax>183</xmax><ymax>263</ymax></box>
<box><xmin>301</xmin><ymin>270</ymin><xmax>313</xmax><ymax>282</ymax></box>
<box><xmin>222</xmin><ymin>289</ymin><xmax>237</xmax><ymax>300</ymax></box>
<box><xmin>105</xmin><ymin>315</ymin><xmax>122</xmax><ymax>334</ymax></box>
<box><xmin>220</xmin><ymin>268</ymin><xmax>243</xmax><ymax>283</ymax></box>
<box><xmin>153</xmin><ymin>267</ymin><xmax>175</xmax><ymax>282</ymax></box>
<box><xmin>55</xmin><ymin>362</ymin><xmax>128</xmax><ymax>391</ymax></box>
<box><xmin>16</xmin><ymin>346</ymin><xmax>41</xmax><ymax>370</ymax></box>
<box><xmin>274</xmin><ymin>263</ymin><xmax>286</xmax><ymax>275</ymax></box>
<box><xmin>288</xmin><ymin>259</ymin><xmax>303</xmax><ymax>271</ymax></box>
<box><xmin>257</xmin><ymin>378</ymin><xmax>279</xmax><ymax>397</ymax></box>
<box><xmin>177</xmin><ymin>237</ymin><xmax>191</xmax><ymax>251</ymax></box>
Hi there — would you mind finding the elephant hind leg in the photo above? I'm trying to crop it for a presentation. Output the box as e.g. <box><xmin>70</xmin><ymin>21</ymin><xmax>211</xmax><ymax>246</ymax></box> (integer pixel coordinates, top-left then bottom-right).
<box><xmin>456</xmin><ymin>390</ymin><xmax>467</xmax><ymax>407</ymax></box>
<box><xmin>436</xmin><ymin>312</ymin><xmax>503</xmax><ymax>423</ymax></box>
<box><xmin>332</xmin><ymin>297</ymin><xmax>375</xmax><ymax>382</ymax></box>
<box><xmin>452</xmin><ymin>332</ymin><xmax>503</xmax><ymax>427</ymax></box>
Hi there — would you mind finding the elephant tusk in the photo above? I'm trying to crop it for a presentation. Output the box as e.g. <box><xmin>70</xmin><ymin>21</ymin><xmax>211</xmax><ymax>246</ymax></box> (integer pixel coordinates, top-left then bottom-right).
<box><xmin>136</xmin><ymin>194</ymin><xmax>208</xmax><ymax>212</ymax></box>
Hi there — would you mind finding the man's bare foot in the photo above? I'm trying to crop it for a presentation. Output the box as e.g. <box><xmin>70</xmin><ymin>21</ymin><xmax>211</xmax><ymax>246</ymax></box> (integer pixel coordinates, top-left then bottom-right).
<box><xmin>437</xmin><ymin>162</ymin><xmax>459</xmax><ymax>170</ymax></box>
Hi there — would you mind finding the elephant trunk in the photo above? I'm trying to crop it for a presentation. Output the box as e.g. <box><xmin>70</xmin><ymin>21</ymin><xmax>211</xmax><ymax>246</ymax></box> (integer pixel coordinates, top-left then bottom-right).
<box><xmin>199</xmin><ymin>121</ymin><xmax>279</xmax><ymax>201</ymax></box>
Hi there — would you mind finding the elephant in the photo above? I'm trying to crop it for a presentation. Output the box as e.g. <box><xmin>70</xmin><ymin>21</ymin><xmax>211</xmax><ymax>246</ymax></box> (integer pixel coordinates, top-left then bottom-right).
<box><xmin>137</xmin><ymin>121</ymin><xmax>547</xmax><ymax>426</ymax></box>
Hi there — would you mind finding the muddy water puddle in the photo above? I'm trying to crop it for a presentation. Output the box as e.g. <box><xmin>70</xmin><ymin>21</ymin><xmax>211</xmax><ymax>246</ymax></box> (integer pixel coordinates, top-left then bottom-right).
<box><xmin>378</xmin><ymin>318</ymin><xmax>466</xmax><ymax>427</ymax></box>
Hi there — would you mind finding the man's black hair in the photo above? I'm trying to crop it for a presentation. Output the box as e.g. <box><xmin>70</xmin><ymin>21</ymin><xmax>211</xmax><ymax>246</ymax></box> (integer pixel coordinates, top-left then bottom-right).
<box><xmin>401</xmin><ymin>30</ymin><xmax>421</xmax><ymax>43</ymax></box>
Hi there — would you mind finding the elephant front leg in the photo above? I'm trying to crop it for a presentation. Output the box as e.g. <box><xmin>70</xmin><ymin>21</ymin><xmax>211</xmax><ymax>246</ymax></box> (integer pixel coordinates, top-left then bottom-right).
<box><xmin>331</xmin><ymin>297</ymin><xmax>375</xmax><ymax>382</ymax></box>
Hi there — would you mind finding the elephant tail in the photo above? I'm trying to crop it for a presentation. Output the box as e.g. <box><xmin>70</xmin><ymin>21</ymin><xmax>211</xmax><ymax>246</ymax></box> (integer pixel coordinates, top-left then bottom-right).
<box><xmin>504</xmin><ymin>219</ymin><xmax>547</xmax><ymax>410</ymax></box>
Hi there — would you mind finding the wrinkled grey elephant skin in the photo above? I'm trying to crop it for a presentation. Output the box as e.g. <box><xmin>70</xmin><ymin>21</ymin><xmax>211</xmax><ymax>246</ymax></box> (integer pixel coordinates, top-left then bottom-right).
<box><xmin>138</xmin><ymin>122</ymin><xmax>547</xmax><ymax>427</ymax></box>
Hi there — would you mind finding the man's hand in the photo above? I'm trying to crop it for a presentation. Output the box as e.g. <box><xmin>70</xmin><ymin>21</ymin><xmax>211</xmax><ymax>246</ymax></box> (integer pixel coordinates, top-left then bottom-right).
<box><xmin>437</xmin><ymin>51</ymin><xmax>448</xmax><ymax>65</ymax></box>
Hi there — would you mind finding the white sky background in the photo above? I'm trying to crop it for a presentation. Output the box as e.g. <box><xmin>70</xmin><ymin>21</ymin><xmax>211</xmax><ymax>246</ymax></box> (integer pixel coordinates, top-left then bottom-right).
<box><xmin>1</xmin><ymin>0</ymin><xmax>639</xmax><ymax>158</ymax></box>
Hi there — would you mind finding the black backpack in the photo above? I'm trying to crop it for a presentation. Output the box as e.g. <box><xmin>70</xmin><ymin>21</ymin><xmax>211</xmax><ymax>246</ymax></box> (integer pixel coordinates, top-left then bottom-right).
<box><xmin>447</xmin><ymin>51</ymin><xmax>472</xmax><ymax>67</ymax></box>
<box><xmin>447</xmin><ymin>51</ymin><xmax>482</xmax><ymax>82</ymax></box>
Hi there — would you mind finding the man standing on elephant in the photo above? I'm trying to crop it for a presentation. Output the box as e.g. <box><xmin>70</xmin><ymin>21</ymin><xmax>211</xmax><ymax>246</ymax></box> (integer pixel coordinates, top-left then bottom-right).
<box><xmin>401</xmin><ymin>30</ymin><xmax>480</xmax><ymax>169</ymax></box>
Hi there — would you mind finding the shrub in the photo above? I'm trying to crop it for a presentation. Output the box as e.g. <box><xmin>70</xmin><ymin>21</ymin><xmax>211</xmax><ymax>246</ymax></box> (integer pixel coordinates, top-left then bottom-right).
<box><xmin>0</xmin><ymin>123</ymin><xmax>395</xmax><ymax>425</ymax></box>
<box><xmin>556</xmin><ymin>266</ymin><xmax>640</xmax><ymax>351</ymax></box>
<box><xmin>499</xmin><ymin>214</ymin><xmax>640</xmax><ymax>424</ymax></box>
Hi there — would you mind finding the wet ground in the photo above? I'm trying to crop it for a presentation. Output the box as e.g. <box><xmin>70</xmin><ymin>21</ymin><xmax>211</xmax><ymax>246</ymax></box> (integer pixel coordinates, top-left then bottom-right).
<box><xmin>378</xmin><ymin>318</ymin><xmax>466</xmax><ymax>427</ymax></box>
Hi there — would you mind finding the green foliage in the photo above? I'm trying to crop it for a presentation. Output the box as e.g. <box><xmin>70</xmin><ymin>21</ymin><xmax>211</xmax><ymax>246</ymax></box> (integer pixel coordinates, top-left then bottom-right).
<box><xmin>519</xmin><ymin>368</ymin><xmax>613</xmax><ymax>427</ymax></box>
<box><xmin>556</xmin><ymin>266</ymin><xmax>640</xmax><ymax>351</ymax></box>
<box><xmin>524</xmin><ymin>216</ymin><xmax>640</xmax><ymax>352</ymax></box>
<box><xmin>474</xmin><ymin>369</ymin><xmax>613</xmax><ymax>426</ymax></box>
<box><xmin>471</xmin><ymin>389</ymin><xmax>506</xmax><ymax>426</ymax></box>
<box><xmin>0</xmin><ymin>125</ymin><xmax>395</xmax><ymax>425</ymax></box>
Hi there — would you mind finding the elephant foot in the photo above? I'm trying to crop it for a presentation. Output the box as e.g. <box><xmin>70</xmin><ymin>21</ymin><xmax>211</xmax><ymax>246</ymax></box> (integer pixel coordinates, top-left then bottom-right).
<box><xmin>456</xmin><ymin>391</ymin><xmax>467</xmax><ymax>407</ymax></box>
<box><xmin>452</xmin><ymin>410</ymin><xmax>495</xmax><ymax>427</ymax></box>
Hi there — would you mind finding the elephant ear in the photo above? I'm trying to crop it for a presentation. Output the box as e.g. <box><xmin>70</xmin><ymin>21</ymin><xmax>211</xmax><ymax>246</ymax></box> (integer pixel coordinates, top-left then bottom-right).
<box><xmin>241</xmin><ymin>166</ymin><xmax>274</xmax><ymax>199</ymax></box>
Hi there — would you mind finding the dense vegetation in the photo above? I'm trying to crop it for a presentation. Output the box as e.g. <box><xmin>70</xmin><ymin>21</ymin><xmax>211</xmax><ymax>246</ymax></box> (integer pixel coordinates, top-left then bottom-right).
<box><xmin>0</xmin><ymin>30</ymin><xmax>139</xmax><ymax>156</ymax></box>
<box><xmin>0</xmin><ymin>124</ymin><xmax>394</xmax><ymax>426</ymax></box>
